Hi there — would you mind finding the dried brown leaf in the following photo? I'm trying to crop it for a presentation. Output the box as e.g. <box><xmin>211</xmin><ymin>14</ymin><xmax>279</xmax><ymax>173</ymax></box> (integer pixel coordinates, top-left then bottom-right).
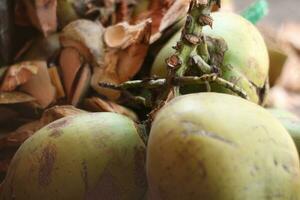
<box><xmin>0</xmin><ymin>61</ymin><xmax>39</xmax><ymax>92</ymax></box>
<box><xmin>20</xmin><ymin>0</ymin><xmax>57</xmax><ymax>36</ymax></box>
<box><xmin>83</xmin><ymin>97</ymin><xmax>138</xmax><ymax>121</ymax></box>
<box><xmin>0</xmin><ymin>91</ymin><xmax>35</xmax><ymax>104</ymax></box>
<box><xmin>20</xmin><ymin>61</ymin><xmax>56</xmax><ymax>108</ymax></box>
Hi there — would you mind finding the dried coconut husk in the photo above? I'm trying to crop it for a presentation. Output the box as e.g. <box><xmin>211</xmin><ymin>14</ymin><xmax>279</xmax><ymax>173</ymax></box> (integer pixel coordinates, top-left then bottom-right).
<box><xmin>133</xmin><ymin>0</ymin><xmax>190</xmax><ymax>43</ymax></box>
<box><xmin>0</xmin><ymin>92</ymin><xmax>35</xmax><ymax>105</ymax></box>
<box><xmin>48</xmin><ymin>66</ymin><xmax>65</xmax><ymax>99</ymax></box>
<box><xmin>60</xmin><ymin>19</ymin><xmax>105</xmax><ymax>67</ymax></box>
<box><xmin>150</xmin><ymin>0</ymin><xmax>190</xmax><ymax>43</ymax></box>
<box><xmin>0</xmin><ymin>61</ymin><xmax>39</xmax><ymax>92</ymax></box>
<box><xmin>71</xmin><ymin>64</ymin><xmax>91</xmax><ymax>106</ymax></box>
<box><xmin>0</xmin><ymin>106</ymin><xmax>19</xmax><ymax>123</ymax></box>
<box><xmin>83</xmin><ymin>97</ymin><xmax>138</xmax><ymax>121</ymax></box>
<box><xmin>92</xmin><ymin>20</ymin><xmax>151</xmax><ymax>100</ymax></box>
<box><xmin>21</xmin><ymin>33</ymin><xmax>60</xmax><ymax>61</ymax></box>
<box><xmin>59</xmin><ymin>47</ymin><xmax>84</xmax><ymax>99</ymax></box>
<box><xmin>40</xmin><ymin>105</ymin><xmax>87</xmax><ymax>125</ymax></box>
<box><xmin>0</xmin><ymin>0</ymin><xmax>15</xmax><ymax>65</ymax></box>
<box><xmin>20</xmin><ymin>61</ymin><xmax>56</xmax><ymax>108</ymax></box>
<box><xmin>15</xmin><ymin>0</ymin><xmax>57</xmax><ymax>36</ymax></box>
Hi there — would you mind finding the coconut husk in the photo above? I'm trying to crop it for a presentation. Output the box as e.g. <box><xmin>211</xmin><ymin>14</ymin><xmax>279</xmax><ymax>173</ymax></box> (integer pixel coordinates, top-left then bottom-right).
<box><xmin>20</xmin><ymin>61</ymin><xmax>56</xmax><ymax>108</ymax></box>
<box><xmin>0</xmin><ymin>92</ymin><xmax>35</xmax><ymax>105</ymax></box>
<box><xmin>0</xmin><ymin>0</ymin><xmax>15</xmax><ymax>65</ymax></box>
<box><xmin>48</xmin><ymin>66</ymin><xmax>65</xmax><ymax>100</ymax></box>
<box><xmin>0</xmin><ymin>61</ymin><xmax>39</xmax><ymax>92</ymax></box>
<box><xmin>60</xmin><ymin>19</ymin><xmax>105</xmax><ymax>67</ymax></box>
<box><xmin>83</xmin><ymin>97</ymin><xmax>138</xmax><ymax>121</ymax></box>
<box><xmin>15</xmin><ymin>0</ymin><xmax>57</xmax><ymax>36</ymax></box>
<box><xmin>92</xmin><ymin>20</ymin><xmax>151</xmax><ymax>100</ymax></box>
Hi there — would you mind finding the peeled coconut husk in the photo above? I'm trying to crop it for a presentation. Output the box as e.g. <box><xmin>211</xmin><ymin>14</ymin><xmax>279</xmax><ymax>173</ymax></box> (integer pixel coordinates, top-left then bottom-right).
<box><xmin>83</xmin><ymin>97</ymin><xmax>138</xmax><ymax>121</ymax></box>
<box><xmin>92</xmin><ymin>20</ymin><xmax>151</xmax><ymax>100</ymax></box>
<box><xmin>0</xmin><ymin>61</ymin><xmax>39</xmax><ymax>92</ymax></box>
<box><xmin>15</xmin><ymin>0</ymin><xmax>57</xmax><ymax>36</ymax></box>
<box><xmin>19</xmin><ymin>61</ymin><xmax>56</xmax><ymax>108</ymax></box>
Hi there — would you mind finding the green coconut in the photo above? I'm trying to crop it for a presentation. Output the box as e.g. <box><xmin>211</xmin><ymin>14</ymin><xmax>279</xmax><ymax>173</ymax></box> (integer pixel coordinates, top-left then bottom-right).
<box><xmin>151</xmin><ymin>12</ymin><xmax>269</xmax><ymax>104</ymax></box>
<box><xmin>147</xmin><ymin>93</ymin><xmax>300</xmax><ymax>200</ymax></box>
<box><xmin>268</xmin><ymin>108</ymin><xmax>300</xmax><ymax>157</ymax></box>
<box><xmin>1</xmin><ymin>112</ymin><xmax>147</xmax><ymax>200</ymax></box>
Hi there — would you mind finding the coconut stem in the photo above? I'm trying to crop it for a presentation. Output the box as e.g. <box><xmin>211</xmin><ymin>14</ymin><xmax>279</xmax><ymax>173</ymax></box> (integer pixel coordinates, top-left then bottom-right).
<box><xmin>163</xmin><ymin>0</ymin><xmax>217</xmax><ymax>97</ymax></box>
<box><xmin>99</xmin><ymin>74</ymin><xmax>249</xmax><ymax>100</ymax></box>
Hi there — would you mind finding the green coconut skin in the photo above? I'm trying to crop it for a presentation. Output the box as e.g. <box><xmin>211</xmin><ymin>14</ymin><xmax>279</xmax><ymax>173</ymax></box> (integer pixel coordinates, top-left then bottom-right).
<box><xmin>151</xmin><ymin>12</ymin><xmax>269</xmax><ymax>104</ymax></box>
<box><xmin>268</xmin><ymin>108</ymin><xmax>300</xmax><ymax>157</ymax></box>
<box><xmin>147</xmin><ymin>93</ymin><xmax>300</xmax><ymax>200</ymax></box>
<box><xmin>0</xmin><ymin>112</ymin><xmax>147</xmax><ymax>200</ymax></box>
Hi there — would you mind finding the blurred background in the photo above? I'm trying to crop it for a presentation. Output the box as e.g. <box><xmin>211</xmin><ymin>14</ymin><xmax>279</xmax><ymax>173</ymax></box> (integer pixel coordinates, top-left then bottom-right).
<box><xmin>235</xmin><ymin>0</ymin><xmax>300</xmax><ymax>27</ymax></box>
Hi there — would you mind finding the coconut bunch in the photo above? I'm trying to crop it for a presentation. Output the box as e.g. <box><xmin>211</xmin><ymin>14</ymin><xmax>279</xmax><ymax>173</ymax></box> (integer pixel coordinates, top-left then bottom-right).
<box><xmin>1</xmin><ymin>1</ymin><xmax>300</xmax><ymax>199</ymax></box>
<box><xmin>0</xmin><ymin>0</ymin><xmax>193</xmax><ymax>178</ymax></box>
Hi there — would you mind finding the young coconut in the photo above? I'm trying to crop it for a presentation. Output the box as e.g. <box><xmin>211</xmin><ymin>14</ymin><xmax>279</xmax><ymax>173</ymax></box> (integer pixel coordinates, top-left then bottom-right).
<box><xmin>147</xmin><ymin>93</ymin><xmax>300</xmax><ymax>200</ymax></box>
<box><xmin>151</xmin><ymin>12</ymin><xmax>269</xmax><ymax>104</ymax></box>
<box><xmin>0</xmin><ymin>112</ymin><xmax>147</xmax><ymax>200</ymax></box>
<box><xmin>268</xmin><ymin>108</ymin><xmax>300</xmax><ymax>157</ymax></box>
